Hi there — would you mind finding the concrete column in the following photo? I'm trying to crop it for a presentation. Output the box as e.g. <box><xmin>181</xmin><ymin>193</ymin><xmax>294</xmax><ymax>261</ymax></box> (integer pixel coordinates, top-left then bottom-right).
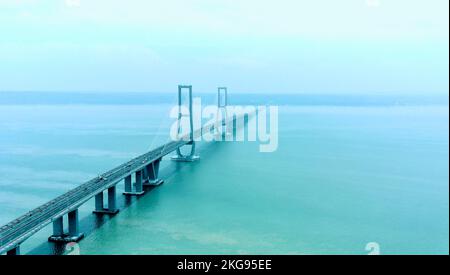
<box><xmin>124</xmin><ymin>175</ymin><xmax>132</xmax><ymax>193</ymax></box>
<box><xmin>68</xmin><ymin>209</ymin><xmax>80</xmax><ymax>237</ymax></box>
<box><xmin>142</xmin><ymin>167</ymin><xmax>149</xmax><ymax>183</ymax></box>
<box><xmin>148</xmin><ymin>162</ymin><xmax>156</xmax><ymax>180</ymax></box>
<box><xmin>123</xmin><ymin>173</ymin><xmax>144</xmax><ymax>196</ymax></box>
<box><xmin>107</xmin><ymin>186</ymin><xmax>117</xmax><ymax>212</ymax></box>
<box><xmin>95</xmin><ymin>192</ymin><xmax>104</xmax><ymax>211</ymax></box>
<box><xmin>94</xmin><ymin>188</ymin><xmax>119</xmax><ymax>215</ymax></box>
<box><xmin>135</xmin><ymin>170</ymin><xmax>143</xmax><ymax>193</ymax></box>
<box><xmin>145</xmin><ymin>159</ymin><xmax>163</xmax><ymax>186</ymax></box>
<box><xmin>49</xmin><ymin>210</ymin><xmax>84</xmax><ymax>243</ymax></box>
<box><xmin>6</xmin><ymin>246</ymin><xmax>20</xmax><ymax>255</ymax></box>
<box><xmin>52</xmin><ymin>216</ymin><xmax>64</xmax><ymax>236</ymax></box>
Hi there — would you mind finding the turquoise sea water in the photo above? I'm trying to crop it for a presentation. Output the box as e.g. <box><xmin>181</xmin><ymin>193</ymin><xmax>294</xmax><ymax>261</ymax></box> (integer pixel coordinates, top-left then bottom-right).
<box><xmin>0</xmin><ymin>94</ymin><xmax>448</xmax><ymax>254</ymax></box>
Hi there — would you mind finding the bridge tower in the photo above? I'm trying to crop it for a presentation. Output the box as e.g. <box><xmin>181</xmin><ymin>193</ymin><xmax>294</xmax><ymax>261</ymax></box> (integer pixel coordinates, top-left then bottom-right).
<box><xmin>217</xmin><ymin>87</ymin><xmax>231</xmax><ymax>137</ymax></box>
<box><xmin>171</xmin><ymin>85</ymin><xmax>200</xmax><ymax>162</ymax></box>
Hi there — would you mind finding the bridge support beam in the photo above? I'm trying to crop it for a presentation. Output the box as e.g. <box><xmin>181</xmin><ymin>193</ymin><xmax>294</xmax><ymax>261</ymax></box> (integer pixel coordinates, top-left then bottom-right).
<box><xmin>68</xmin><ymin>210</ymin><xmax>80</xmax><ymax>238</ymax></box>
<box><xmin>94</xmin><ymin>193</ymin><xmax>104</xmax><ymax>211</ymax></box>
<box><xmin>123</xmin><ymin>171</ymin><xmax>145</xmax><ymax>196</ymax></box>
<box><xmin>143</xmin><ymin>159</ymin><xmax>164</xmax><ymax>186</ymax></box>
<box><xmin>124</xmin><ymin>175</ymin><xmax>132</xmax><ymax>193</ymax></box>
<box><xmin>53</xmin><ymin>216</ymin><xmax>64</xmax><ymax>236</ymax></box>
<box><xmin>48</xmin><ymin>210</ymin><xmax>84</xmax><ymax>243</ymax></box>
<box><xmin>93</xmin><ymin>186</ymin><xmax>119</xmax><ymax>215</ymax></box>
<box><xmin>6</xmin><ymin>246</ymin><xmax>20</xmax><ymax>255</ymax></box>
<box><xmin>108</xmin><ymin>186</ymin><xmax>118</xmax><ymax>212</ymax></box>
<box><xmin>135</xmin><ymin>170</ymin><xmax>144</xmax><ymax>194</ymax></box>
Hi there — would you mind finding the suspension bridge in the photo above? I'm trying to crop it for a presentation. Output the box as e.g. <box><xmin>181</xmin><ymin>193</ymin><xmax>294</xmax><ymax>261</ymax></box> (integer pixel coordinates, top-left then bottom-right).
<box><xmin>0</xmin><ymin>85</ymin><xmax>242</xmax><ymax>255</ymax></box>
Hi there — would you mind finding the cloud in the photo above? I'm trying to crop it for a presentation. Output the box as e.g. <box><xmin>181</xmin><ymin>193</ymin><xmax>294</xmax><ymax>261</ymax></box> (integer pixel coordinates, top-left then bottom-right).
<box><xmin>65</xmin><ymin>0</ymin><xmax>80</xmax><ymax>8</ymax></box>
<box><xmin>0</xmin><ymin>0</ymin><xmax>37</xmax><ymax>6</ymax></box>
<box><xmin>366</xmin><ymin>0</ymin><xmax>381</xmax><ymax>8</ymax></box>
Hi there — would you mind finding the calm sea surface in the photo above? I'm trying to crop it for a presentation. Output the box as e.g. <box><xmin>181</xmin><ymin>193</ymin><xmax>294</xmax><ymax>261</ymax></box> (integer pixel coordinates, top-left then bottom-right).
<box><xmin>0</xmin><ymin>93</ymin><xmax>448</xmax><ymax>254</ymax></box>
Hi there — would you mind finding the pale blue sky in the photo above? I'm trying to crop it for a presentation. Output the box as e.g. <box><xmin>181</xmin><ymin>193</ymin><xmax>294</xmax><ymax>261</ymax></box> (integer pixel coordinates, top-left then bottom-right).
<box><xmin>0</xmin><ymin>0</ymin><xmax>448</xmax><ymax>94</ymax></box>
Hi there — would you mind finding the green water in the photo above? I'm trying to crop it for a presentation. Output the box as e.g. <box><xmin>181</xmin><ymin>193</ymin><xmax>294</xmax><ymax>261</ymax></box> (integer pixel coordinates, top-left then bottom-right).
<box><xmin>0</xmin><ymin>101</ymin><xmax>448</xmax><ymax>254</ymax></box>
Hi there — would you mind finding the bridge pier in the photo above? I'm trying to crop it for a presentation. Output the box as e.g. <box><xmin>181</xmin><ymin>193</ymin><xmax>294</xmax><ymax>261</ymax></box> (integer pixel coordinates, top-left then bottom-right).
<box><xmin>94</xmin><ymin>193</ymin><xmax>104</xmax><ymax>211</ymax></box>
<box><xmin>93</xmin><ymin>186</ymin><xmax>119</xmax><ymax>215</ymax></box>
<box><xmin>143</xmin><ymin>159</ymin><xmax>164</xmax><ymax>186</ymax></box>
<box><xmin>53</xmin><ymin>216</ymin><xmax>64</xmax><ymax>236</ymax></box>
<box><xmin>48</xmin><ymin>210</ymin><xmax>84</xmax><ymax>243</ymax></box>
<box><xmin>6</xmin><ymin>246</ymin><xmax>20</xmax><ymax>255</ymax></box>
<box><xmin>123</xmin><ymin>171</ymin><xmax>145</xmax><ymax>196</ymax></box>
<box><xmin>135</xmin><ymin>170</ymin><xmax>144</xmax><ymax>194</ymax></box>
<box><xmin>124</xmin><ymin>175</ymin><xmax>132</xmax><ymax>193</ymax></box>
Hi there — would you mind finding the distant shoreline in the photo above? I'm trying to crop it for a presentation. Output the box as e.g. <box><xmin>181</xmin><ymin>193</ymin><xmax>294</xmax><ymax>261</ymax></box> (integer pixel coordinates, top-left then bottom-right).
<box><xmin>0</xmin><ymin>92</ymin><xmax>448</xmax><ymax>106</ymax></box>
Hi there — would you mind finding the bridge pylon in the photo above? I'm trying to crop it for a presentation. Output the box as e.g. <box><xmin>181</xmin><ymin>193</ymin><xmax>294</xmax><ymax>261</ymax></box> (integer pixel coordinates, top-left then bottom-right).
<box><xmin>216</xmin><ymin>87</ymin><xmax>231</xmax><ymax>137</ymax></box>
<box><xmin>171</xmin><ymin>85</ymin><xmax>200</xmax><ymax>162</ymax></box>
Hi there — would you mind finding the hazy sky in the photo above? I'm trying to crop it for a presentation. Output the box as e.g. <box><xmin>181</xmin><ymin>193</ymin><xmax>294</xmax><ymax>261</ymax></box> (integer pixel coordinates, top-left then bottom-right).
<box><xmin>0</xmin><ymin>0</ymin><xmax>448</xmax><ymax>94</ymax></box>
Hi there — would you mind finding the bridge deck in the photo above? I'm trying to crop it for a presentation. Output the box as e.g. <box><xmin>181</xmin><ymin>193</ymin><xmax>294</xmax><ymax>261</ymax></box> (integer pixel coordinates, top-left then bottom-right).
<box><xmin>0</xmin><ymin>139</ymin><xmax>188</xmax><ymax>254</ymax></box>
<box><xmin>0</xmin><ymin>116</ymin><xmax>244</xmax><ymax>254</ymax></box>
